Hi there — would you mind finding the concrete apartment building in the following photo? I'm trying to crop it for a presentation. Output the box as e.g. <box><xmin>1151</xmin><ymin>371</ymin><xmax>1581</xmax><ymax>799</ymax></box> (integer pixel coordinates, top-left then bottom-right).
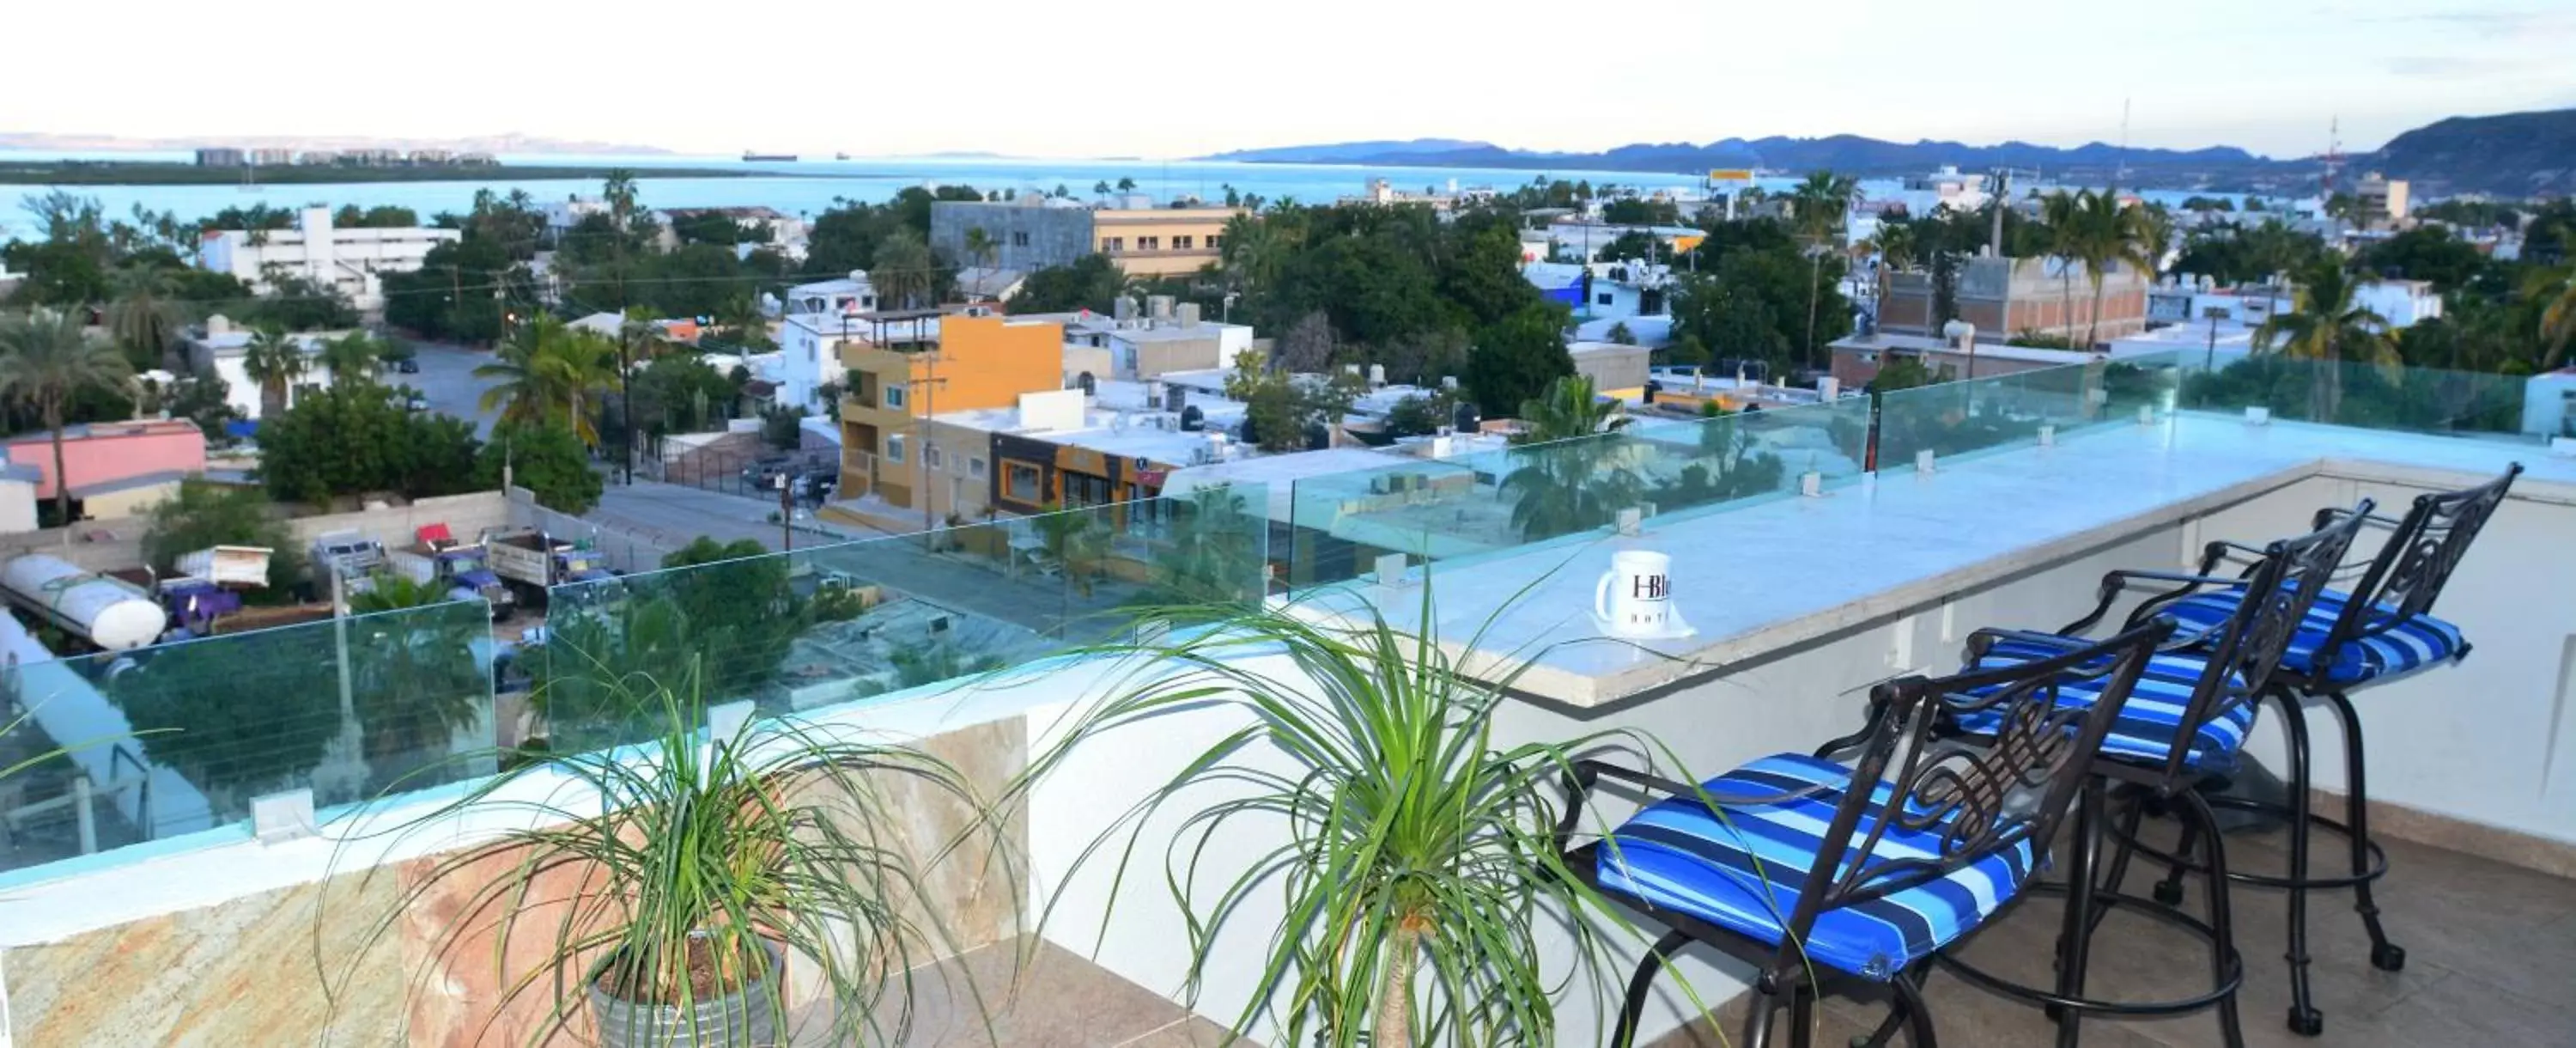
<box><xmin>929</xmin><ymin>199</ymin><xmax>1243</xmax><ymax>277</ymax></box>
<box><xmin>775</xmin><ymin>272</ymin><xmax>883</xmax><ymax>413</ymax></box>
<box><xmin>197</xmin><ymin>205</ymin><xmax>459</xmax><ymax>313</ymax></box>
<box><xmin>1045</xmin><ymin>296</ymin><xmax>1255</xmax><ymax>384</ymax></box>
<box><xmin>1879</xmin><ymin>254</ymin><xmax>2152</xmax><ymax>347</ymax></box>
<box><xmin>836</xmin><ymin>311</ymin><xmax>1066</xmax><ymax>515</ymax></box>
<box><xmin>2356</xmin><ymin>174</ymin><xmax>2410</xmax><ymax>230</ymax></box>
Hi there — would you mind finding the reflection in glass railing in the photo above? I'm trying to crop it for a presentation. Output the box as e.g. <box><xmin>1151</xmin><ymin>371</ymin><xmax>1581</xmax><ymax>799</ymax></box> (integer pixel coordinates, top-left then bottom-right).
<box><xmin>534</xmin><ymin>485</ymin><xmax>1270</xmax><ymax>752</ymax></box>
<box><xmin>1875</xmin><ymin>356</ymin><xmax>2180</xmax><ymax>471</ymax></box>
<box><xmin>0</xmin><ymin>599</ymin><xmax>497</xmax><ymax>878</ymax></box>
<box><xmin>1285</xmin><ymin>397</ymin><xmax>1871</xmax><ymax>588</ymax></box>
<box><xmin>2173</xmin><ymin>351</ymin><xmax>2532</xmax><ymax>439</ymax></box>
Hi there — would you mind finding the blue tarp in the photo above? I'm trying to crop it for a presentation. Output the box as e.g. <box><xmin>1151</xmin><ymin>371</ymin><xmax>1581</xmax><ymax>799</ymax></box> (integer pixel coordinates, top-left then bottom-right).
<box><xmin>1540</xmin><ymin>284</ymin><xmax>1585</xmax><ymax>308</ymax></box>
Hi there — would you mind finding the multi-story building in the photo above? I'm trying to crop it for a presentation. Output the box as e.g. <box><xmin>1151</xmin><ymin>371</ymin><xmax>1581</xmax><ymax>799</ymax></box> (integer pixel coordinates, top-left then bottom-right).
<box><xmin>192</xmin><ymin>148</ymin><xmax>244</xmax><ymax>168</ymax></box>
<box><xmin>1043</xmin><ymin>297</ymin><xmax>1255</xmax><ymax>384</ymax></box>
<box><xmin>835</xmin><ymin>311</ymin><xmax>1066</xmax><ymax>514</ymax></box>
<box><xmin>182</xmin><ymin>315</ymin><xmax>344</xmax><ymax>420</ymax></box>
<box><xmin>197</xmin><ymin>206</ymin><xmax>459</xmax><ymax>313</ymax></box>
<box><xmin>929</xmin><ymin>199</ymin><xmax>1243</xmax><ymax>277</ymax></box>
<box><xmin>2356</xmin><ymin>174</ymin><xmax>2410</xmax><ymax>230</ymax></box>
<box><xmin>1879</xmin><ymin>254</ymin><xmax>2152</xmax><ymax>347</ymax></box>
<box><xmin>248</xmin><ymin>148</ymin><xmax>295</xmax><ymax>166</ymax></box>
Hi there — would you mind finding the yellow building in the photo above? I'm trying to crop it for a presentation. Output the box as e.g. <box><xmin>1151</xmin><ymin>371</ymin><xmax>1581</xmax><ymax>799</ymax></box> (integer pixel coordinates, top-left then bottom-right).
<box><xmin>837</xmin><ymin>311</ymin><xmax>1065</xmax><ymax>513</ymax></box>
<box><xmin>1092</xmin><ymin>208</ymin><xmax>1240</xmax><ymax>277</ymax></box>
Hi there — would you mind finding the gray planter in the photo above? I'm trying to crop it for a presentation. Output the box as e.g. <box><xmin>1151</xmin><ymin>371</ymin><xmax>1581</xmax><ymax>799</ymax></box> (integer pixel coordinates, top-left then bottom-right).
<box><xmin>587</xmin><ymin>940</ymin><xmax>784</xmax><ymax>1048</ymax></box>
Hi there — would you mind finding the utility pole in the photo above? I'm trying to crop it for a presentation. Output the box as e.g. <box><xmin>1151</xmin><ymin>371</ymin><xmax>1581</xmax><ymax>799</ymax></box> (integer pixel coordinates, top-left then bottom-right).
<box><xmin>776</xmin><ymin>472</ymin><xmax>793</xmax><ymax>551</ymax></box>
<box><xmin>1988</xmin><ymin>168</ymin><xmax>2011</xmax><ymax>258</ymax></box>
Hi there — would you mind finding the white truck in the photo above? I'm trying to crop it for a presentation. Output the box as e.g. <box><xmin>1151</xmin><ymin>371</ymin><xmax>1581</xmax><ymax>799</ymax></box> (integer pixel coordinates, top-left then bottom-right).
<box><xmin>484</xmin><ymin>531</ymin><xmax>613</xmax><ymax>602</ymax></box>
<box><xmin>173</xmin><ymin>545</ymin><xmax>273</xmax><ymax>588</ymax></box>
<box><xmin>310</xmin><ymin>530</ymin><xmax>386</xmax><ymax>596</ymax></box>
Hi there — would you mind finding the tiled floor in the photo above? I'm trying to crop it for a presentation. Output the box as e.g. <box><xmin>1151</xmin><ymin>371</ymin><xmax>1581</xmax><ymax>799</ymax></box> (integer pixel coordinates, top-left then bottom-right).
<box><xmin>1653</xmin><ymin>818</ymin><xmax>2576</xmax><ymax>1047</ymax></box>
<box><xmin>790</xmin><ymin>818</ymin><xmax>2576</xmax><ymax>1047</ymax></box>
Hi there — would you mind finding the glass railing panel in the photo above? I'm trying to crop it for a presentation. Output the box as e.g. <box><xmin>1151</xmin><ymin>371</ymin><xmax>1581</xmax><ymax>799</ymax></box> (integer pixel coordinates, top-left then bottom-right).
<box><xmin>1</xmin><ymin>598</ymin><xmax>499</xmax><ymax>879</ymax></box>
<box><xmin>2178</xmin><ymin>352</ymin><xmax>2535</xmax><ymax>439</ymax></box>
<box><xmin>537</xmin><ymin>484</ymin><xmax>1268</xmax><ymax>740</ymax></box>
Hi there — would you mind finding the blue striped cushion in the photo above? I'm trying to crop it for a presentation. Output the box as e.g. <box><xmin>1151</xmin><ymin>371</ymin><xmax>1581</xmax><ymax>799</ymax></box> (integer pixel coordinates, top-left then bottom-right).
<box><xmin>2163</xmin><ymin>587</ymin><xmax>2467</xmax><ymax>686</ymax></box>
<box><xmin>1956</xmin><ymin>637</ymin><xmax>2252</xmax><ymax>773</ymax></box>
<box><xmin>1593</xmin><ymin>752</ymin><xmax>2034</xmax><ymax>980</ymax></box>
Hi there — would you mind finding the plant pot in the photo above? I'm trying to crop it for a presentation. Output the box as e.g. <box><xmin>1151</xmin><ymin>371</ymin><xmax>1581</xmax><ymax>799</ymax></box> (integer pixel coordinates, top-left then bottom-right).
<box><xmin>587</xmin><ymin>939</ymin><xmax>784</xmax><ymax>1048</ymax></box>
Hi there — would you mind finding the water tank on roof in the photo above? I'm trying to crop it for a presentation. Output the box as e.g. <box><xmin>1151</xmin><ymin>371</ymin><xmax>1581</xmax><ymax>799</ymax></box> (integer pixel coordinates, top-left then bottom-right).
<box><xmin>1453</xmin><ymin>401</ymin><xmax>1482</xmax><ymax>434</ymax></box>
<box><xmin>1179</xmin><ymin>405</ymin><xmax>1206</xmax><ymax>431</ymax></box>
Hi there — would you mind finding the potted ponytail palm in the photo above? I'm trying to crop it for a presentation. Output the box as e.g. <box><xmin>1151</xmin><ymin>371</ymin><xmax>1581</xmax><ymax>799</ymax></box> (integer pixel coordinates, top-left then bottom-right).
<box><xmin>1041</xmin><ymin>588</ymin><xmax>1689</xmax><ymax>1048</ymax></box>
<box><xmin>349</xmin><ymin>652</ymin><xmax>1007</xmax><ymax>1047</ymax></box>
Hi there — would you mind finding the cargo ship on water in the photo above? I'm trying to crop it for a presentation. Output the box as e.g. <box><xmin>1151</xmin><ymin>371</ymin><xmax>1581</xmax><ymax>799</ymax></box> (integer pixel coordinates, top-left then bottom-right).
<box><xmin>742</xmin><ymin>151</ymin><xmax>797</xmax><ymax>161</ymax></box>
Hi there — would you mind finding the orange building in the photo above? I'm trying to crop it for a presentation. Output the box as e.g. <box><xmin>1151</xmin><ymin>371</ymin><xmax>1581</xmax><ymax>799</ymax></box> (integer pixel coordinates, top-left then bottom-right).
<box><xmin>837</xmin><ymin>310</ymin><xmax>1065</xmax><ymax>511</ymax></box>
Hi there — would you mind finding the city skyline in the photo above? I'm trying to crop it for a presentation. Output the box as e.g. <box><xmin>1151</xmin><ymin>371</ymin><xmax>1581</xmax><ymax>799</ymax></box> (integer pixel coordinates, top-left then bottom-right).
<box><xmin>9</xmin><ymin>0</ymin><xmax>2576</xmax><ymax>161</ymax></box>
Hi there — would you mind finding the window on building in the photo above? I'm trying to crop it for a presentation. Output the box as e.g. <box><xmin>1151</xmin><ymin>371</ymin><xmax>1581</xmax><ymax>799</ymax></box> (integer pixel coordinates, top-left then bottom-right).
<box><xmin>925</xmin><ymin>444</ymin><xmax>945</xmax><ymax>471</ymax></box>
<box><xmin>1064</xmin><ymin>472</ymin><xmax>1112</xmax><ymax>508</ymax></box>
<box><xmin>1207</xmin><ymin>235</ymin><xmax>1224</xmax><ymax>251</ymax></box>
<box><xmin>1012</xmin><ymin>231</ymin><xmax>1030</xmax><ymax>247</ymax></box>
<box><xmin>1595</xmin><ymin>292</ymin><xmax>1615</xmax><ymax>307</ymax></box>
<box><xmin>1005</xmin><ymin>462</ymin><xmax>1041</xmax><ymax>501</ymax></box>
<box><xmin>1173</xmin><ymin>235</ymin><xmax>1194</xmax><ymax>250</ymax></box>
<box><xmin>1104</xmin><ymin>237</ymin><xmax>1125</xmax><ymax>253</ymax></box>
<box><xmin>969</xmin><ymin>457</ymin><xmax>988</xmax><ymax>479</ymax></box>
<box><xmin>1139</xmin><ymin>236</ymin><xmax>1161</xmax><ymax>251</ymax></box>
<box><xmin>885</xmin><ymin>434</ymin><xmax>908</xmax><ymax>465</ymax></box>
<box><xmin>884</xmin><ymin>384</ymin><xmax>907</xmax><ymax>409</ymax></box>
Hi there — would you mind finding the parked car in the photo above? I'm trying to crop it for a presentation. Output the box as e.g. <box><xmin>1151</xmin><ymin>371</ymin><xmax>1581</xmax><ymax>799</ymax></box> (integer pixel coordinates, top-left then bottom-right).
<box><xmin>742</xmin><ymin>459</ymin><xmax>794</xmax><ymax>489</ymax></box>
<box><xmin>404</xmin><ymin>392</ymin><xmax>430</xmax><ymax>411</ymax></box>
<box><xmin>392</xmin><ymin>357</ymin><xmax>421</xmax><ymax>375</ymax></box>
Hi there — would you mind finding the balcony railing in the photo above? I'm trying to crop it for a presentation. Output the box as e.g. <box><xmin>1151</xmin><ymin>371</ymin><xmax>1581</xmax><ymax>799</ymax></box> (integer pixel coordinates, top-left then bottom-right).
<box><xmin>0</xmin><ymin>349</ymin><xmax>2562</xmax><ymax>886</ymax></box>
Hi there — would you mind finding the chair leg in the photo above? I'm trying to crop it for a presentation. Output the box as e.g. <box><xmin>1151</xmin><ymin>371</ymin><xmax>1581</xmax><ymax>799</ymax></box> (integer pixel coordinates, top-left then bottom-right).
<box><xmin>1612</xmin><ymin>929</ymin><xmax>1695</xmax><ymax>1048</ymax></box>
<box><xmin>2152</xmin><ymin>801</ymin><xmax>2198</xmax><ymax>907</ymax></box>
<box><xmin>1743</xmin><ymin>978</ymin><xmax>1780</xmax><ymax>1048</ymax></box>
<box><xmin>2180</xmin><ymin>787</ymin><xmax>2249</xmax><ymax>1048</ymax></box>
<box><xmin>2275</xmin><ymin>689</ymin><xmax>2324</xmax><ymax>1037</ymax></box>
<box><xmin>2052</xmin><ymin>779</ymin><xmax>2105</xmax><ymax>1048</ymax></box>
<box><xmin>1789</xmin><ymin>983</ymin><xmax>1819</xmax><ymax>1048</ymax></box>
<box><xmin>2324</xmin><ymin>690</ymin><xmax>2405</xmax><ymax>972</ymax></box>
<box><xmin>1892</xmin><ymin>965</ymin><xmax>1940</xmax><ymax>1048</ymax></box>
<box><xmin>2089</xmin><ymin>784</ymin><xmax>2149</xmax><ymax>938</ymax></box>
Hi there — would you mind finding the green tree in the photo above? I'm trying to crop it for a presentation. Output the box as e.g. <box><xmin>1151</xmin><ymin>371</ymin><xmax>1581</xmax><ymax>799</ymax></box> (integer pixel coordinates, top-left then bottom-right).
<box><xmin>106</xmin><ymin>266</ymin><xmax>185</xmax><ymax>370</ymax></box>
<box><xmin>2071</xmin><ymin>191</ymin><xmax>2157</xmax><ymax>348</ymax></box>
<box><xmin>142</xmin><ymin>479</ymin><xmax>304</xmax><ymax>594</ymax></box>
<box><xmin>2354</xmin><ymin>228</ymin><xmax>2485</xmax><ymax>295</ymax></box>
<box><xmin>2256</xmin><ymin>260</ymin><xmax>2403</xmax><ymax>418</ymax></box>
<box><xmin>475</xmin><ymin>420</ymin><xmax>602</xmax><ymax>515</ymax></box>
<box><xmin>872</xmin><ymin>228</ymin><xmax>937</xmax><ymax>310</ymax></box>
<box><xmin>1511</xmin><ymin>375</ymin><xmax>1626</xmax><ymax>444</ymax></box>
<box><xmin>256</xmin><ymin>385</ymin><xmax>481</xmax><ymax>505</ymax></box>
<box><xmin>2531</xmin><ymin>265</ymin><xmax>2576</xmax><ymax>371</ymax></box>
<box><xmin>317</xmin><ymin>331</ymin><xmax>384</xmax><ymax>386</ymax></box>
<box><xmin>655</xmin><ymin>536</ymin><xmax>806</xmax><ymax>694</ymax></box>
<box><xmin>0</xmin><ymin>308</ymin><xmax>132</xmax><ymax>523</ymax></box>
<box><xmin>1008</xmin><ymin>254</ymin><xmax>1127</xmax><ymax>314</ymax></box>
<box><xmin>1463</xmin><ymin>303</ymin><xmax>1573</xmax><ymax>417</ymax></box>
<box><xmin>240</xmin><ymin>325</ymin><xmax>308</xmax><ymax>417</ymax></box>
<box><xmin>475</xmin><ymin>314</ymin><xmax>617</xmax><ymax>445</ymax></box>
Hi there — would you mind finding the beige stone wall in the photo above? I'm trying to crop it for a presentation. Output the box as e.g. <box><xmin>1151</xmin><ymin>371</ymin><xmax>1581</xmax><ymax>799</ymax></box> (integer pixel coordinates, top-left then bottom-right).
<box><xmin>3</xmin><ymin>717</ymin><xmax>1030</xmax><ymax>1047</ymax></box>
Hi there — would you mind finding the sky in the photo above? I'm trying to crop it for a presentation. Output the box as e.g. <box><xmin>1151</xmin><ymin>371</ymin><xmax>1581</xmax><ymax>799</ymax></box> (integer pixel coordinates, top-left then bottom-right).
<box><xmin>9</xmin><ymin>0</ymin><xmax>2573</xmax><ymax>160</ymax></box>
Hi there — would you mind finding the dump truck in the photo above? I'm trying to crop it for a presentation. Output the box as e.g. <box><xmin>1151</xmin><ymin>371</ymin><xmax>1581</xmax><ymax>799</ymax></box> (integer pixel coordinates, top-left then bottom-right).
<box><xmin>310</xmin><ymin>530</ymin><xmax>386</xmax><ymax>596</ymax></box>
<box><xmin>484</xmin><ymin>531</ymin><xmax>612</xmax><ymax>603</ymax></box>
<box><xmin>173</xmin><ymin>545</ymin><xmax>273</xmax><ymax>588</ymax></box>
<box><xmin>380</xmin><ymin>524</ymin><xmax>516</xmax><ymax>618</ymax></box>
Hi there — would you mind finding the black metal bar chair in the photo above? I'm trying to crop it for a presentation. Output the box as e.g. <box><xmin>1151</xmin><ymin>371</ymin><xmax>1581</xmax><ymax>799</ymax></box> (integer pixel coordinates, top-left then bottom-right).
<box><xmin>2117</xmin><ymin>463</ymin><xmax>2521</xmax><ymax>1036</ymax></box>
<box><xmin>1557</xmin><ymin>620</ymin><xmax>2175</xmax><ymax>1048</ymax></box>
<box><xmin>1914</xmin><ymin>503</ymin><xmax>2372</xmax><ymax>1048</ymax></box>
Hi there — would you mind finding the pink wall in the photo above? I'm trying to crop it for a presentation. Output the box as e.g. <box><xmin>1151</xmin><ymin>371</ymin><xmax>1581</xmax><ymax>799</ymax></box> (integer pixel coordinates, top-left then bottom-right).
<box><xmin>3</xmin><ymin>422</ymin><xmax>207</xmax><ymax>499</ymax></box>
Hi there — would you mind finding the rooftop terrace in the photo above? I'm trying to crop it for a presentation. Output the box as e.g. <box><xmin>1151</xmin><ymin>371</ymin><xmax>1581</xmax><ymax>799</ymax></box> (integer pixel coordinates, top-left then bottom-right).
<box><xmin>2</xmin><ymin>349</ymin><xmax>2571</xmax><ymax>1045</ymax></box>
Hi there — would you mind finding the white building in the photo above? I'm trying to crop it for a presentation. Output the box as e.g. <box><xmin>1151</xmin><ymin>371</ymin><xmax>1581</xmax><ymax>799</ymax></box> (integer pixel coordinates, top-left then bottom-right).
<box><xmin>2148</xmin><ymin>275</ymin><xmax>2441</xmax><ymax>332</ymax></box>
<box><xmin>783</xmin><ymin>272</ymin><xmax>878</xmax><ymax>318</ymax></box>
<box><xmin>180</xmin><ymin>315</ymin><xmax>340</xmax><ymax>420</ymax></box>
<box><xmin>197</xmin><ymin>206</ymin><xmax>459</xmax><ymax>313</ymax></box>
<box><xmin>2355</xmin><ymin>278</ymin><xmax>2443</xmax><ymax>329</ymax></box>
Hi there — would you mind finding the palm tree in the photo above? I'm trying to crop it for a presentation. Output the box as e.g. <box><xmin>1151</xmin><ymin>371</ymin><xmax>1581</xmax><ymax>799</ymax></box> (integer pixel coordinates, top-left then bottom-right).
<box><xmin>106</xmin><ymin>267</ymin><xmax>185</xmax><ymax>370</ymax></box>
<box><xmin>317</xmin><ymin>332</ymin><xmax>382</xmax><ymax>386</ymax></box>
<box><xmin>240</xmin><ymin>325</ymin><xmax>309</xmax><ymax>418</ymax></box>
<box><xmin>872</xmin><ymin>228</ymin><xmax>936</xmax><ymax>310</ymax></box>
<box><xmin>1511</xmin><ymin>375</ymin><xmax>1627</xmax><ymax>444</ymax></box>
<box><xmin>1869</xmin><ymin>222</ymin><xmax>1918</xmax><ymax>308</ymax></box>
<box><xmin>2074</xmin><ymin>192</ymin><xmax>2157</xmax><ymax>349</ymax></box>
<box><xmin>962</xmin><ymin>226</ymin><xmax>997</xmax><ymax>270</ymax></box>
<box><xmin>475</xmin><ymin>314</ymin><xmax>618</xmax><ymax>445</ymax></box>
<box><xmin>2256</xmin><ymin>260</ymin><xmax>2402</xmax><ymax>419</ymax></box>
<box><xmin>1790</xmin><ymin>171</ymin><xmax>1859</xmax><ymax>366</ymax></box>
<box><xmin>2530</xmin><ymin>265</ymin><xmax>2576</xmax><ymax>370</ymax></box>
<box><xmin>0</xmin><ymin>309</ymin><xmax>133</xmax><ymax>524</ymax></box>
<box><xmin>2040</xmin><ymin>191</ymin><xmax>2086</xmax><ymax>339</ymax></box>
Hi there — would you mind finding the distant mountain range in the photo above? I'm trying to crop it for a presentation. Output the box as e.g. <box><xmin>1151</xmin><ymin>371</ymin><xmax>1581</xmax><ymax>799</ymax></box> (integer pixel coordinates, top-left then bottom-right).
<box><xmin>1202</xmin><ymin>109</ymin><xmax>2576</xmax><ymax>198</ymax></box>
<box><xmin>0</xmin><ymin>131</ymin><xmax>671</xmax><ymax>155</ymax></box>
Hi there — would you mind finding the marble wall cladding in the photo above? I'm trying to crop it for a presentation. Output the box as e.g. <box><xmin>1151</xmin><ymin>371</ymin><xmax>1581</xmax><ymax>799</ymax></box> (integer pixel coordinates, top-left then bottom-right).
<box><xmin>3</xmin><ymin>869</ymin><xmax>409</xmax><ymax>1046</ymax></box>
<box><xmin>5</xmin><ymin>716</ymin><xmax>1032</xmax><ymax>1048</ymax></box>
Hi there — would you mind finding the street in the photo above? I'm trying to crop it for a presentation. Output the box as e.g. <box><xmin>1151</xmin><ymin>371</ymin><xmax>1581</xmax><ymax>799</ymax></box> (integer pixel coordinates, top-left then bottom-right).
<box><xmin>393</xmin><ymin>339</ymin><xmax>507</xmax><ymax>437</ymax></box>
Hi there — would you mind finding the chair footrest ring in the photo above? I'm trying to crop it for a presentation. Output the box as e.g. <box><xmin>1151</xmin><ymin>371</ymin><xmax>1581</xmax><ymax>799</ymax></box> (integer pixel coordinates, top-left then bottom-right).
<box><xmin>2111</xmin><ymin>795</ymin><xmax>2391</xmax><ymax>890</ymax></box>
<box><xmin>1934</xmin><ymin>882</ymin><xmax>2244</xmax><ymax>1018</ymax></box>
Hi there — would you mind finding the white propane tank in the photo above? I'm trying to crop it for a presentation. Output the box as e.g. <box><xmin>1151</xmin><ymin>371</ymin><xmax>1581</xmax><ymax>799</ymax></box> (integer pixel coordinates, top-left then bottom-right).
<box><xmin>2</xmin><ymin>554</ymin><xmax>167</xmax><ymax>650</ymax></box>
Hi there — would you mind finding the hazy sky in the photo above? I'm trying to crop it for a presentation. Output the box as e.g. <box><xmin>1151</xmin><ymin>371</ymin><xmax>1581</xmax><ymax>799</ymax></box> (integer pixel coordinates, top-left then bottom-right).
<box><xmin>13</xmin><ymin>0</ymin><xmax>2572</xmax><ymax>159</ymax></box>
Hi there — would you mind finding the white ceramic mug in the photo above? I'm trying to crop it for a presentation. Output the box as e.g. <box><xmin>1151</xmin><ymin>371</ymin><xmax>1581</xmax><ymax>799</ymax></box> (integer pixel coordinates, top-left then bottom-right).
<box><xmin>1595</xmin><ymin>550</ymin><xmax>1674</xmax><ymax>636</ymax></box>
